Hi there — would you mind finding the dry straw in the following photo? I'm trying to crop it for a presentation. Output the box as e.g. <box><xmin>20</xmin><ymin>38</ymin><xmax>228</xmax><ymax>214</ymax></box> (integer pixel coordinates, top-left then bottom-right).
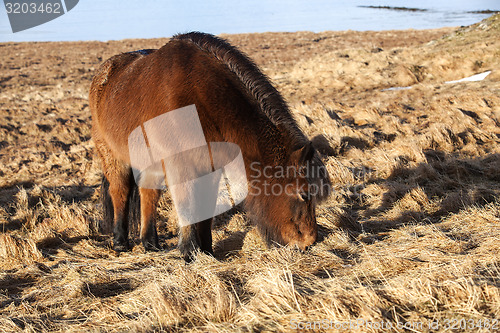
<box><xmin>0</xmin><ymin>14</ymin><xmax>499</xmax><ymax>332</ymax></box>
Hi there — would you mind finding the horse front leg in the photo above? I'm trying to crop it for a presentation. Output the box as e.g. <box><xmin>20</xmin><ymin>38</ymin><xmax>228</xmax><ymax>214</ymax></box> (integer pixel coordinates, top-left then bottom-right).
<box><xmin>197</xmin><ymin>218</ymin><xmax>213</xmax><ymax>256</ymax></box>
<box><xmin>178</xmin><ymin>218</ymin><xmax>214</xmax><ymax>262</ymax></box>
<box><xmin>178</xmin><ymin>224</ymin><xmax>199</xmax><ymax>262</ymax></box>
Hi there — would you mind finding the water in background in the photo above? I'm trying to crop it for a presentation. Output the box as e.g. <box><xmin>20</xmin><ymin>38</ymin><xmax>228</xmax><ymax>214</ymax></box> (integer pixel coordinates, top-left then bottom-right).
<box><xmin>0</xmin><ymin>0</ymin><xmax>498</xmax><ymax>42</ymax></box>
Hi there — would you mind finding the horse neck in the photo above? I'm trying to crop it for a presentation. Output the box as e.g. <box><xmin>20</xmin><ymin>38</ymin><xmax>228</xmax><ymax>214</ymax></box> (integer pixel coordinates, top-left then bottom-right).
<box><xmin>227</xmin><ymin>115</ymin><xmax>286</xmax><ymax>169</ymax></box>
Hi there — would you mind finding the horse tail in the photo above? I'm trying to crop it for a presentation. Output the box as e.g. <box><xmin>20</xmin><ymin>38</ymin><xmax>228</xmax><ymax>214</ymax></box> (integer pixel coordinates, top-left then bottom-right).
<box><xmin>99</xmin><ymin>173</ymin><xmax>141</xmax><ymax>236</ymax></box>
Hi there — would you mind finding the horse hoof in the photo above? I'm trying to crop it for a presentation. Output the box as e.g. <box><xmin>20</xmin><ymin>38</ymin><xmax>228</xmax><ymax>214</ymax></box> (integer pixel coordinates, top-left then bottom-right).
<box><xmin>202</xmin><ymin>249</ymin><xmax>214</xmax><ymax>257</ymax></box>
<box><xmin>143</xmin><ymin>241</ymin><xmax>161</xmax><ymax>252</ymax></box>
<box><xmin>183</xmin><ymin>253</ymin><xmax>196</xmax><ymax>263</ymax></box>
<box><xmin>113</xmin><ymin>241</ymin><xmax>130</xmax><ymax>252</ymax></box>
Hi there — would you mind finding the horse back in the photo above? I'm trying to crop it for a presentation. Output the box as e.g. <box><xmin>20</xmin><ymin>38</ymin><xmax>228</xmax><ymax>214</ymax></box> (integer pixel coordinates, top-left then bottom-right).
<box><xmin>89</xmin><ymin>49</ymin><xmax>156</xmax><ymax>114</ymax></box>
<box><xmin>90</xmin><ymin>40</ymin><xmax>265</xmax><ymax>165</ymax></box>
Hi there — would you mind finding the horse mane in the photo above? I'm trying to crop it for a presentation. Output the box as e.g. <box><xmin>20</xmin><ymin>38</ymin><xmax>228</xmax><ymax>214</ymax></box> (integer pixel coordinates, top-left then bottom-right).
<box><xmin>172</xmin><ymin>32</ymin><xmax>307</xmax><ymax>149</ymax></box>
<box><xmin>173</xmin><ymin>32</ymin><xmax>332</xmax><ymax>202</ymax></box>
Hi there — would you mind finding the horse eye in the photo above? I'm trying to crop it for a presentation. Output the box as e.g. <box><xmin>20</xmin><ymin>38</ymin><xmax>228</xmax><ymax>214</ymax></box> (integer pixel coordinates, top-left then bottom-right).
<box><xmin>299</xmin><ymin>192</ymin><xmax>309</xmax><ymax>202</ymax></box>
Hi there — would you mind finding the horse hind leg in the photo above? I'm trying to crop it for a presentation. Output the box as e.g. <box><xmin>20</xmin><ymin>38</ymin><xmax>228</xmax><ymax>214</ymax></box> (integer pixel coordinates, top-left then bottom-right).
<box><xmin>100</xmin><ymin>175</ymin><xmax>113</xmax><ymax>235</ymax></box>
<box><xmin>99</xmin><ymin>148</ymin><xmax>160</xmax><ymax>252</ymax></box>
<box><xmin>95</xmin><ymin>140</ymin><xmax>133</xmax><ymax>251</ymax></box>
<box><xmin>138</xmin><ymin>188</ymin><xmax>161</xmax><ymax>250</ymax></box>
<box><xmin>109</xmin><ymin>168</ymin><xmax>134</xmax><ymax>251</ymax></box>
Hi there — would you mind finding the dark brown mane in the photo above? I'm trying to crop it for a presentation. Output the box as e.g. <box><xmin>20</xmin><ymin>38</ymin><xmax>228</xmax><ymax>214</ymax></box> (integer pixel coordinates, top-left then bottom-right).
<box><xmin>172</xmin><ymin>32</ymin><xmax>306</xmax><ymax>149</ymax></box>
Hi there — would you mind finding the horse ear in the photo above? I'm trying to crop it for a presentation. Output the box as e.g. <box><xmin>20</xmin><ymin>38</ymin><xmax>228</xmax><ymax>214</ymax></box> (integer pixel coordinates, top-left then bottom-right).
<box><xmin>290</xmin><ymin>141</ymin><xmax>315</xmax><ymax>165</ymax></box>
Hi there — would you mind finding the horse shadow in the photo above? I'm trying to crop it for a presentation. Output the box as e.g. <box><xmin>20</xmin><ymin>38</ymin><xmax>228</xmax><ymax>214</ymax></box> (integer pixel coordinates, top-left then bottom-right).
<box><xmin>6</xmin><ymin>149</ymin><xmax>497</xmax><ymax>260</ymax></box>
<box><xmin>341</xmin><ymin>150</ymin><xmax>500</xmax><ymax>239</ymax></box>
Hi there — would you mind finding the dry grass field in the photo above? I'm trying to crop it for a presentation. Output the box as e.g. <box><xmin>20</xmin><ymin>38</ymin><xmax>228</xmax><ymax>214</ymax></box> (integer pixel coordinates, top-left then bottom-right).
<box><xmin>1</xmin><ymin>14</ymin><xmax>499</xmax><ymax>332</ymax></box>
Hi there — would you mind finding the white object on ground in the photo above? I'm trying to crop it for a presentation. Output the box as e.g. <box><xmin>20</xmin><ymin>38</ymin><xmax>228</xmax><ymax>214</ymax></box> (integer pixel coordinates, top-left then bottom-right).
<box><xmin>445</xmin><ymin>71</ymin><xmax>491</xmax><ymax>84</ymax></box>
<box><xmin>381</xmin><ymin>71</ymin><xmax>492</xmax><ymax>92</ymax></box>
<box><xmin>381</xmin><ymin>86</ymin><xmax>413</xmax><ymax>91</ymax></box>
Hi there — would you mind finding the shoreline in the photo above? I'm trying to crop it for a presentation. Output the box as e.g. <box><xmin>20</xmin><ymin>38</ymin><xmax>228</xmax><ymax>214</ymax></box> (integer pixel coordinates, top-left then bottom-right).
<box><xmin>1</xmin><ymin>26</ymin><xmax>456</xmax><ymax>45</ymax></box>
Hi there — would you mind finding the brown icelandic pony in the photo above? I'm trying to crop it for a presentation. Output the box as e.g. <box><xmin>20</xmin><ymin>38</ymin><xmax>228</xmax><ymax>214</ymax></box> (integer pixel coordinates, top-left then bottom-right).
<box><xmin>89</xmin><ymin>32</ymin><xmax>331</xmax><ymax>261</ymax></box>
